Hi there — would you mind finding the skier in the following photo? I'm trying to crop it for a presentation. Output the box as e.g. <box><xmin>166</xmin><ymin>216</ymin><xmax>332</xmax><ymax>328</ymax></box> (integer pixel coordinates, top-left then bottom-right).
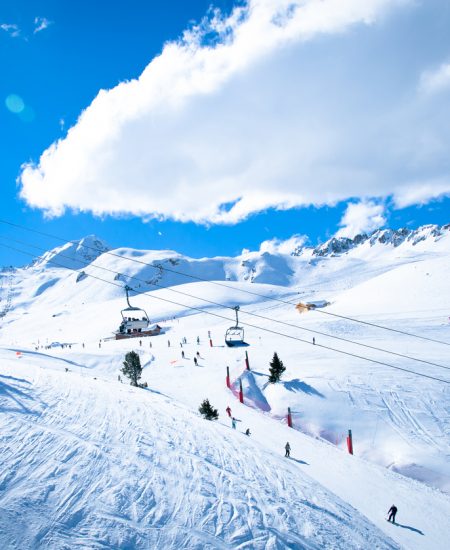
<box><xmin>226</xmin><ymin>406</ymin><xmax>232</xmax><ymax>417</ymax></box>
<box><xmin>197</xmin><ymin>336</ymin><xmax>200</xmax><ymax>344</ymax></box>
<box><xmin>168</xmin><ymin>340</ymin><xmax>171</xmax><ymax>347</ymax></box>
<box><xmin>182</xmin><ymin>350</ymin><xmax>185</xmax><ymax>359</ymax></box>
<box><xmin>387</xmin><ymin>505</ymin><xmax>398</xmax><ymax>523</ymax></box>
<box><xmin>245</xmin><ymin>428</ymin><xmax>251</xmax><ymax>436</ymax></box>
<box><xmin>194</xmin><ymin>356</ymin><xmax>198</xmax><ymax>366</ymax></box>
<box><xmin>231</xmin><ymin>417</ymin><xmax>237</xmax><ymax>429</ymax></box>
<box><xmin>285</xmin><ymin>442</ymin><xmax>291</xmax><ymax>458</ymax></box>
<box><xmin>196</xmin><ymin>351</ymin><xmax>200</xmax><ymax>358</ymax></box>
<box><xmin>139</xmin><ymin>340</ymin><xmax>142</xmax><ymax>346</ymax></box>
<box><xmin>312</xmin><ymin>337</ymin><xmax>315</xmax><ymax>345</ymax></box>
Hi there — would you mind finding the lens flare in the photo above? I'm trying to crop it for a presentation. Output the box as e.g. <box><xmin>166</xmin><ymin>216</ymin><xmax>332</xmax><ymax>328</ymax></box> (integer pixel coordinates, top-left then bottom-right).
<box><xmin>5</xmin><ymin>94</ymin><xmax>25</xmax><ymax>114</ymax></box>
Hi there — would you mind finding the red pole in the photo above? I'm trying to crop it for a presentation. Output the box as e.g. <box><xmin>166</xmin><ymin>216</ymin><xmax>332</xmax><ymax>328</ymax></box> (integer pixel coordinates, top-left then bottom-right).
<box><xmin>287</xmin><ymin>407</ymin><xmax>292</xmax><ymax>428</ymax></box>
<box><xmin>346</xmin><ymin>429</ymin><xmax>353</xmax><ymax>455</ymax></box>
<box><xmin>209</xmin><ymin>338</ymin><xmax>213</xmax><ymax>347</ymax></box>
<box><xmin>245</xmin><ymin>350</ymin><xmax>250</xmax><ymax>370</ymax></box>
<box><xmin>239</xmin><ymin>379</ymin><xmax>244</xmax><ymax>404</ymax></box>
<box><xmin>226</xmin><ymin>366</ymin><xmax>230</xmax><ymax>389</ymax></box>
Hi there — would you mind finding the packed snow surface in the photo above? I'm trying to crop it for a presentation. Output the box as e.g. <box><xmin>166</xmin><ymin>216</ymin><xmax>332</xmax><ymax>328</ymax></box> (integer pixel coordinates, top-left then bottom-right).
<box><xmin>1</xmin><ymin>224</ymin><xmax>450</xmax><ymax>548</ymax></box>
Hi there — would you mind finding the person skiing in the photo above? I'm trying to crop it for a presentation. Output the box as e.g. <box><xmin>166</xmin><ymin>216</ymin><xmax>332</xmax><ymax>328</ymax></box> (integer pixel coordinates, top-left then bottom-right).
<box><xmin>181</xmin><ymin>350</ymin><xmax>185</xmax><ymax>359</ymax></box>
<box><xmin>231</xmin><ymin>417</ymin><xmax>237</xmax><ymax>429</ymax></box>
<box><xmin>226</xmin><ymin>406</ymin><xmax>232</xmax><ymax>417</ymax></box>
<box><xmin>194</xmin><ymin>356</ymin><xmax>198</xmax><ymax>366</ymax></box>
<box><xmin>387</xmin><ymin>505</ymin><xmax>398</xmax><ymax>523</ymax></box>
<box><xmin>197</xmin><ymin>336</ymin><xmax>200</xmax><ymax>344</ymax></box>
<box><xmin>312</xmin><ymin>337</ymin><xmax>315</xmax><ymax>345</ymax></box>
<box><xmin>245</xmin><ymin>428</ymin><xmax>251</xmax><ymax>436</ymax></box>
<box><xmin>285</xmin><ymin>442</ymin><xmax>291</xmax><ymax>457</ymax></box>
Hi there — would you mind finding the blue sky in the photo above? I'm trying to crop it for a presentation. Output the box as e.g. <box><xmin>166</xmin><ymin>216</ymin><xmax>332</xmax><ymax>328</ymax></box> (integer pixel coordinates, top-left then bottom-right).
<box><xmin>1</xmin><ymin>0</ymin><xmax>449</xmax><ymax>266</ymax></box>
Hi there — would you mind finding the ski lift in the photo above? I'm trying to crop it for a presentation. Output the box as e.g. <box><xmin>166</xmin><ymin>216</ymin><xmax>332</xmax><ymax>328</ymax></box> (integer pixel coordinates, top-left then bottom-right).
<box><xmin>225</xmin><ymin>306</ymin><xmax>245</xmax><ymax>347</ymax></box>
<box><xmin>117</xmin><ymin>285</ymin><xmax>150</xmax><ymax>336</ymax></box>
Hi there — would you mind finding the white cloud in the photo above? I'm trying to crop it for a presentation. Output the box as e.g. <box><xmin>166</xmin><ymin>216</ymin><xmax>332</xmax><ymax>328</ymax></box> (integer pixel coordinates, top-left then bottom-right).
<box><xmin>1</xmin><ymin>23</ymin><xmax>20</xmax><ymax>38</ymax></box>
<box><xmin>392</xmin><ymin>178</ymin><xmax>450</xmax><ymax>208</ymax></box>
<box><xmin>20</xmin><ymin>0</ymin><xmax>448</xmax><ymax>225</ymax></box>
<box><xmin>335</xmin><ymin>201</ymin><xmax>386</xmax><ymax>238</ymax></box>
<box><xmin>419</xmin><ymin>62</ymin><xmax>450</xmax><ymax>95</ymax></box>
<box><xmin>33</xmin><ymin>16</ymin><xmax>52</xmax><ymax>34</ymax></box>
<box><xmin>257</xmin><ymin>234</ymin><xmax>307</xmax><ymax>255</ymax></box>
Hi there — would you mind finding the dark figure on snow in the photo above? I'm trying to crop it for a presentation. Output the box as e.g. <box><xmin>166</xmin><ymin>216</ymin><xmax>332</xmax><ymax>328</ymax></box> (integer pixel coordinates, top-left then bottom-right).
<box><xmin>231</xmin><ymin>418</ymin><xmax>237</xmax><ymax>429</ymax></box>
<box><xmin>196</xmin><ymin>351</ymin><xmax>200</xmax><ymax>358</ymax></box>
<box><xmin>226</xmin><ymin>406</ymin><xmax>232</xmax><ymax>417</ymax></box>
<box><xmin>245</xmin><ymin>428</ymin><xmax>251</xmax><ymax>436</ymax></box>
<box><xmin>312</xmin><ymin>337</ymin><xmax>315</xmax><ymax>345</ymax></box>
<box><xmin>168</xmin><ymin>340</ymin><xmax>171</xmax><ymax>347</ymax></box>
<box><xmin>194</xmin><ymin>357</ymin><xmax>198</xmax><ymax>366</ymax></box>
<box><xmin>197</xmin><ymin>336</ymin><xmax>200</xmax><ymax>344</ymax></box>
<box><xmin>182</xmin><ymin>350</ymin><xmax>185</xmax><ymax>359</ymax></box>
<box><xmin>285</xmin><ymin>442</ymin><xmax>291</xmax><ymax>457</ymax></box>
<box><xmin>387</xmin><ymin>505</ymin><xmax>397</xmax><ymax>523</ymax></box>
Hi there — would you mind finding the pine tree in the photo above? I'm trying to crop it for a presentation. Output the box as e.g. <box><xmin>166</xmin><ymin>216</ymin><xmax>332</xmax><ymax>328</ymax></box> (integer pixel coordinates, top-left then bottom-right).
<box><xmin>268</xmin><ymin>352</ymin><xmax>286</xmax><ymax>383</ymax></box>
<box><xmin>121</xmin><ymin>351</ymin><xmax>143</xmax><ymax>387</ymax></box>
<box><xmin>198</xmin><ymin>398</ymin><xmax>219</xmax><ymax>420</ymax></box>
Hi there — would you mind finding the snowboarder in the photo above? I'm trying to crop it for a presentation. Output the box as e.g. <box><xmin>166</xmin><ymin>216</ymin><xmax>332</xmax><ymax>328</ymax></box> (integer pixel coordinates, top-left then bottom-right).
<box><xmin>226</xmin><ymin>406</ymin><xmax>232</xmax><ymax>417</ymax></box>
<box><xmin>182</xmin><ymin>350</ymin><xmax>185</xmax><ymax>359</ymax></box>
<box><xmin>245</xmin><ymin>428</ymin><xmax>251</xmax><ymax>436</ymax></box>
<box><xmin>194</xmin><ymin>357</ymin><xmax>198</xmax><ymax>366</ymax></box>
<box><xmin>231</xmin><ymin>417</ymin><xmax>237</xmax><ymax>429</ymax></box>
<box><xmin>387</xmin><ymin>505</ymin><xmax>398</xmax><ymax>523</ymax></box>
<box><xmin>312</xmin><ymin>337</ymin><xmax>315</xmax><ymax>345</ymax></box>
<box><xmin>285</xmin><ymin>442</ymin><xmax>291</xmax><ymax>457</ymax></box>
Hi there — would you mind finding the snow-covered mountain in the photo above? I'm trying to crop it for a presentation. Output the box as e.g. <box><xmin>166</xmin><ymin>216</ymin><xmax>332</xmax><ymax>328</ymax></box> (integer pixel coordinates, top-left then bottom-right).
<box><xmin>1</xmin><ymin>224</ymin><xmax>449</xmax><ymax>549</ymax></box>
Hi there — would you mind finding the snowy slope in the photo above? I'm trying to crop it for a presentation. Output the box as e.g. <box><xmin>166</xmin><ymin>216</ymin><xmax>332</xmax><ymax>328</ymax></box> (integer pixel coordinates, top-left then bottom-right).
<box><xmin>1</xmin><ymin>224</ymin><xmax>450</xmax><ymax>548</ymax></box>
<box><xmin>0</xmin><ymin>351</ymin><xmax>399</xmax><ymax>550</ymax></box>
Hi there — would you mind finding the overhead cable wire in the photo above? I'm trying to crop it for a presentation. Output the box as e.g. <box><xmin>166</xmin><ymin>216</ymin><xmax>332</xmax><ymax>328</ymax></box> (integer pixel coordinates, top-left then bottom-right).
<box><xmin>0</xmin><ymin>217</ymin><xmax>448</xmax><ymax>346</ymax></box>
<box><xmin>2</xmin><ymin>233</ymin><xmax>449</xmax><ymax>373</ymax></box>
<box><xmin>1</xmin><ymin>240</ymin><xmax>449</xmax><ymax>385</ymax></box>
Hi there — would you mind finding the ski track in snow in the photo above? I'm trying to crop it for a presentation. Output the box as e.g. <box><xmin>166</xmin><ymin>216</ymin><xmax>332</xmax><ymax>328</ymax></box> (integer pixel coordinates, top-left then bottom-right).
<box><xmin>0</xmin><ymin>360</ymin><xmax>398</xmax><ymax>550</ymax></box>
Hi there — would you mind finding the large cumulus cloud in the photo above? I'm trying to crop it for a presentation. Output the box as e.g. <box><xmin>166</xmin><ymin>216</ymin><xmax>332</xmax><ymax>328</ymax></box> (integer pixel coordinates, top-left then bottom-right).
<box><xmin>18</xmin><ymin>0</ymin><xmax>450</xmax><ymax>223</ymax></box>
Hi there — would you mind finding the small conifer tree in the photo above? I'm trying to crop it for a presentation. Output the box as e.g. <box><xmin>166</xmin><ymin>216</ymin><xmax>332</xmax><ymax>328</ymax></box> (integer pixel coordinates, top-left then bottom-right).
<box><xmin>199</xmin><ymin>398</ymin><xmax>219</xmax><ymax>420</ymax></box>
<box><xmin>268</xmin><ymin>352</ymin><xmax>286</xmax><ymax>383</ymax></box>
<box><xmin>121</xmin><ymin>351</ymin><xmax>143</xmax><ymax>387</ymax></box>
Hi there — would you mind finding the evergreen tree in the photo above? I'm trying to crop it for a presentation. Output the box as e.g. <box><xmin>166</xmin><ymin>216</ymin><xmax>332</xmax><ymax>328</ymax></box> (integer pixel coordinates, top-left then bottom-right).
<box><xmin>199</xmin><ymin>398</ymin><xmax>219</xmax><ymax>420</ymax></box>
<box><xmin>121</xmin><ymin>351</ymin><xmax>143</xmax><ymax>387</ymax></box>
<box><xmin>268</xmin><ymin>352</ymin><xmax>286</xmax><ymax>383</ymax></box>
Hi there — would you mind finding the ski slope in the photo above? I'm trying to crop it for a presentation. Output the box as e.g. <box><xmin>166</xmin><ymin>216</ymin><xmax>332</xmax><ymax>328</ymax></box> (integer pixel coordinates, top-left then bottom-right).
<box><xmin>1</xmin><ymin>225</ymin><xmax>450</xmax><ymax>548</ymax></box>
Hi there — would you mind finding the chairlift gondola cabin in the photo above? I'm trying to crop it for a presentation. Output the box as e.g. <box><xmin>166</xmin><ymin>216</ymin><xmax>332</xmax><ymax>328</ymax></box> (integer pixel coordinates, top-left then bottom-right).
<box><xmin>115</xmin><ymin>285</ymin><xmax>162</xmax><ymax>340</ymax></box>
<box><xmin>225</xmin><ymin>306</ymin><xmax>246</xmax><ymax>347</ymax></box>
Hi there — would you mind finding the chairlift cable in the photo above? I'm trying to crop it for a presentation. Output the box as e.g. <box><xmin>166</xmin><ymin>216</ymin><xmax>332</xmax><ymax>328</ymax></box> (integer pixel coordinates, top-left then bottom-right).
<box><xmin>0</xmin><ymin>241</ymin><xmax>449</xmax><ymax>385</ymax></box>
<box><xmin>1</xmin><ymin>218</ymin><xmax>449</xmax><ymax>347</ymax></box>
<box><xmin>1</xmin><ymin>234</ymin><xmax>449</xmax><ymax>372</ymax></box>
